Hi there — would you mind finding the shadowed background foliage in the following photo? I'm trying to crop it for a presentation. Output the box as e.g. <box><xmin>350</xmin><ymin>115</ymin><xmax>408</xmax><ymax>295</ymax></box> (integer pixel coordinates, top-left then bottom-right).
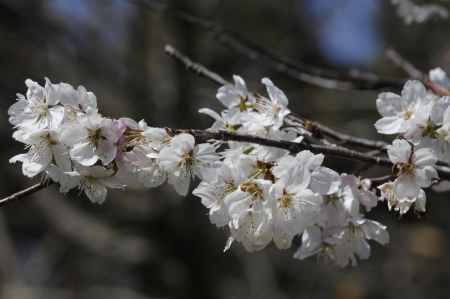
<box><xmin>0</xmin><ymin>0</ymin><xmax>450</xmax><ymax>298</ymax></box>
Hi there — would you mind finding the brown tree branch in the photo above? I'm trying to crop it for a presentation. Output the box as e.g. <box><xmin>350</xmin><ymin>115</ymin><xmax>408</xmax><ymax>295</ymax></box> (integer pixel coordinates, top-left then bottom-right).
<box><xmin>386</xmin><ymin>48</ymin><xmax>426</xmax><ymax>80</ymax></box>
<box><xmin>0</xmin><ymin>181</ymin><xmax>50</xmax><ymax>207</ymax></box>
<box><xmin>164</xmin><ymin>44</ymin><xmax>450</xmax><ymax>174</ymax></box>
<box><xmin>164</xmin><ymin>44</ymin><xmax>389</xmax><ymax>151</ymax></box>
<box><xmin>164</xmin><ymin>44</ymin><xmax>450</xmax><ymax>167</ymax></box>
<box><xmin>3</xmin><ymin>128</ymin><xmax>450</xmax><ymax>207</ymax></box>
<box><xmin>136</xmin><ymin>0</ymin><xmax>406</xmax><ymax>90</ymax></box>
<box><xmin>386</xmin><ymin>47</ymin><xmax>449</xmax><ymax>97</ymax></box>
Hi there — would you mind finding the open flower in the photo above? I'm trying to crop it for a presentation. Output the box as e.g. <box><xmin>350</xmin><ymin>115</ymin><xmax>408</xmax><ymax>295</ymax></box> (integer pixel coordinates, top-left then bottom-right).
<box><xmin>341</xmin><ymin>175</ymin><xmax>378</xmax><ymax>213</ymax></box>
<box><xmin>10</xmin><ymin>128</ymin><xmax>70</xmax><ymax>177</ymax></box>
<box><xmin>375</xmin><ymin>80</ymin><xmax>433</xmax><ymax>137</ymax></box>
<box><xmin>378</xmin><ymin>181</ymin><xmax>427</xmax><ymax>214</ymax></box>
<box><xmin>269</xmin><ymin>181</ymin><xmax>322</xmax><ymax>249</ymax></box>
<box><xmin>116</xmin><ymin>145</ymin><xmax>166</xmax><ymax>189</ymax></box>
<box><xmin>61</xmin><ymin>113</ymin><xmax>122</xmax><ymax>166</ymax></box>
<box><xmin>159</xmin><ymin>133</ymin><xmax>219</xmax><ymax>196</ymax></box>
<box><xmin>66</xmin><ymin>165</ymin><xmax>123</xmax><ymax>204</ymax></box>
<box><xmin>193</xmin><ymin>158</ymin><xmax>253</xmax><ymax>227</ymax></box>
<box><xmin>387</xmin><ymin>139</ymin><xmax>438</xmax><ymax>198</ymax></box>
<box><xmin>9</xmin><ymin>78</ymin><xmax>64</xmax><ymax>130</ymax></box>
<box><xmin>322</xmin><ymin>218</ymin><xmax>389</xmax><ymax>267</ymax></box>
<box><xmin>224</xmin><ymin>178</ymin><xmax>273</xmax><ymax>252</ymax></box>
<box><xmin>216</xmin><ymin>75</ymin><xmax>255</xmax><ymax>113</ymax></box>
<box><xmin>261</xmin><ymin>78</ymin><xmax>290</xmax><ymax>129</ymax></box>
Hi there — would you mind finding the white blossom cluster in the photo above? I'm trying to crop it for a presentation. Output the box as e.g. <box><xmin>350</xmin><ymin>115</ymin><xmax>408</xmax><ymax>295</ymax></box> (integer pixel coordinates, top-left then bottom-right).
<box><xmin>194</xmin><ymin>76</ymin><xmax>388</xmax><ymax>267</ymax></box>
<box><xmin>8</xmin><ymin>70</ymin><xmax>449</xmax><ymax>268</ymax></box>
<box><xmin>391</xmin><ymin>0</ymin><xmax>448</xmax><ymax>24</ymax></box>
<box><xmin>375</xmin><ymin>68</ymin><xmax>450</xmax><ymax>214</ymax></box>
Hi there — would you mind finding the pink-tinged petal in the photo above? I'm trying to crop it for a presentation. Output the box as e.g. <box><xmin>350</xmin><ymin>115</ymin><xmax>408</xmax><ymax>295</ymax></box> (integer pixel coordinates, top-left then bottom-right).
<box><xmin>171</xmin><ymin>133</ymin><xmax>195</xmax><ymax>153</ymax></box>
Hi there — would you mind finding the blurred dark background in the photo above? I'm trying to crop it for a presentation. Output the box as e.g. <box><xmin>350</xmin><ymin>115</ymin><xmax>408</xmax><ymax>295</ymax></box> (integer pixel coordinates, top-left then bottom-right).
<box><xmin>0</xmin><ymin>0</ymin><xmax>450</xmax><ymax>298</ymax></box>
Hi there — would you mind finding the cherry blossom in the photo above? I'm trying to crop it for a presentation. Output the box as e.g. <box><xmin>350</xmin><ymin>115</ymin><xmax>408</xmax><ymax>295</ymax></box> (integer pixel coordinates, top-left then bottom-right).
<box><xmin>12</xmin><ymin>73</ymin><xmax>450</xmax><ymax>268</ymax></box>
<box><xmin>375</xmin><ymin>80</ymin><xmax>434</xmax><ymax>137</ymax></box>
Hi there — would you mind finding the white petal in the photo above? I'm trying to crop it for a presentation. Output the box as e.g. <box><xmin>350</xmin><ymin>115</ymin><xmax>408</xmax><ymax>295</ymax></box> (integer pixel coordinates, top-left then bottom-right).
<box><xmin>97</xmin><ymin>140</ymin><xmax>117</xmax><ymax>165</ymax></box>
<box><xmin>414</xmin><ymin>189</ymin><xmax>427</xmax><ymax>212</ymax></box>
<box><xmin>60</xmin><ymin>124</ymin><xmax>87</xmax><ymax>146</ymax></box>
<box><xmin>198</xmin><ymin>108</ymin><xmax>222</xmax><ymax>121</ymax></box>
<box><xmin>171</xmin><ymin>133</ymin><xmax>195</xmax><ymax>152</ymax></box>
<box><xmin>394</xmin><ymin>175</ymin><xmax>420</xmax><ymax>198</ymax></box>
<box><xmin>375</xmin><ymin>117</ymin><xmax>405</xmax><ymax>135</ymax></box>
<box><xmin>261</xmin><ymin>78</ymin><xmax>289</xmax><ymax>107</ymax></box>
<box><xmin>52</xmin><ymin>144</ymin><xmax>72</xmax><ymax>171</ymax></box>
<box><xmin>48</xmin><ymin>106</ymin><xmax>65</xmax><ymax>129</ymax></box>
<box><xmin>387</xmin><ymin>139</ymin><xmax>411</xmax><ymax>163</ymax></box>
<box><xmin>376</xmin><ymin>92</ymin><xmax>403</xmax><ymax>116</ymax></box>
<box><xmin>361</xmin><ymin>220</ymin><xmax>390</xmax><ymax>245</ymax></box>
<box><xmin>414</xmin><ymin>147</ymin><xmax>437</xmax><ymax>167</ymax></box>
<box><xmin>414</xmin><ymin>166</ymin><xmax>438</xmax><ymax>188</ymax></box>
<box><xmin>402</xmin><ymin>80</ymin><xmax>426</xmax><ymax>102</ymax></box>
<box><xmin>70</xmin><ymin>142</ymin><xmax>98</xmax><ymax>166</ymax></box>
<box><xmin>310</xmin><ymin>167</ymin><xmax>341</xmax><ymax>195</ymax></box>
<box><xmin>168</xmin><ymin>172</ymin><xmax>191</xmax><ymax>196</ymax></box>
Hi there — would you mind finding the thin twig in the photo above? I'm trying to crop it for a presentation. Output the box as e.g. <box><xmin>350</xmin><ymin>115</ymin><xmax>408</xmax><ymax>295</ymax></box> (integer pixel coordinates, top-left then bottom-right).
<box><xmin>4</xmin><ymin>128</ymin><xmax>450</xmax><ymax>206</ymax></box>
<box><xmin>165</xmin><ymin>44</ymin><xmax>450</xmax><ymax>168</ymax></box>
<box><xmin>385</xmin><ymin>47</ymin><xmax>449</xmax><ymax>101</ymax></box>
<box><xmin>164</xmin><ymin>45</ymin><xmax>227</xmax><ymax>86</ymax></box>
<box><xmin>304</xmin><ymin>120</ymin><xmax>388</xmax><ymax>150</ymax></box>
<box><xmin>164</xmin><ymin>45</ymin><xmax>450</xmax><ymax>177</ymax></box>
<box><xmin>135</xmin><ymin>0</ymin><xmax>406</xmax><ymax>90</ymax></box>
<box><xmin>173</xmin><ymin>129</ymin><xmax>450</xmax><ymax>180</ymax></box>
<box><xmin>385</xmin><ymin>48</ymin><xmax>426</xmax><ymax>80</ymax></box>
<box><xmin>165</xmin><ymin>44</ymin><xmax>389</xmax><ymax>151</ymax></box>
<box><xmin>385</xmin><ymin>48</ymin><xmax>449</xmax><ymax>98</ymax></box>
<box><xmin>173</xmin><ymin>128</ymin><xmax>392</xmax><ymax>165</ymax></box>
<box><xmin>0</xmin><ymin>181</ymin><xmax>50</xmax><ymax>207</ymax></box>
<box><xmin>368</xmin><ymin>175</ymin><xmax>393</xmax><ymax>187</ymax></box>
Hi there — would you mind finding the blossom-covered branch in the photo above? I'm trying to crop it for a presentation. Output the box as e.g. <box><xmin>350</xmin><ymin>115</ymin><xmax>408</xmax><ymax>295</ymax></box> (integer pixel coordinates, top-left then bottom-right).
<box><xmin>164</xmin><ymin>45</ymin><xmax>390</xmax><ymax>151</ymax></box>
<box><xmin>5</xmin><ymin>46</ymin><xmax>450</xmax><ymax>267</ymax></box>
